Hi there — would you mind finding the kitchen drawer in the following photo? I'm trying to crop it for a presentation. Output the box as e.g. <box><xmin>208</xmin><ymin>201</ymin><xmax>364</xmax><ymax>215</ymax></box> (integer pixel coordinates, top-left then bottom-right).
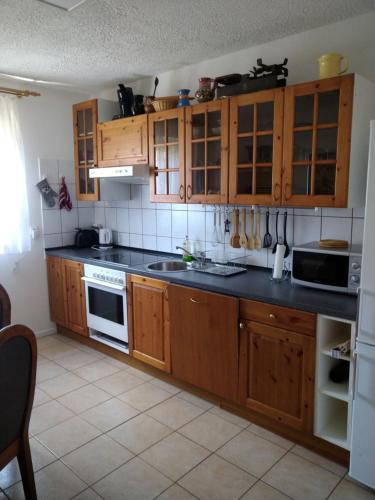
<box><xmin>239</xmin><ymin>299</ymin><xmax>316</xmax><ymax>336</ymax></box>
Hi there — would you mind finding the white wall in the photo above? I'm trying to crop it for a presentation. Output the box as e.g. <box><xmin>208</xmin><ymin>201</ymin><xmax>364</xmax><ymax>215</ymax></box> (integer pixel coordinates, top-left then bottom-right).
<box><xmin>0</xmin><ymin>78</ymin><xmax>89</xmax><ymax>336</ymax></box>
<box><xmin>100</xmin><ymin>11</ymin><xmax>375</xmax><ymax>100</ymax></box>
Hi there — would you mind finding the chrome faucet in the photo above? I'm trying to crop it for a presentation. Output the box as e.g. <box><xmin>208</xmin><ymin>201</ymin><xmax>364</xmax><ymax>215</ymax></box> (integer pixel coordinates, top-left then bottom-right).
<box><xmin>175</xmin><ymin>246</ymin><xmax>206</xmax><ymax>268</ymax></box>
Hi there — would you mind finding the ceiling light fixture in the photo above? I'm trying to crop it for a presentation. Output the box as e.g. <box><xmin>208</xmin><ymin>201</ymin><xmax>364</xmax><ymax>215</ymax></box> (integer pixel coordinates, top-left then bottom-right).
<box><xmin>37</xmin><ymin>0</ymin><xmax>88</xmax><ymax>12</ymax></box>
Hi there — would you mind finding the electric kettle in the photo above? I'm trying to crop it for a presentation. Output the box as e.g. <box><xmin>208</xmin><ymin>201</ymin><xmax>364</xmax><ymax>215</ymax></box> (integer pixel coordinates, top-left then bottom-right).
<box><xmin>99</xmin><ymin>228</ymin><xmax>113</xmax><ymax>246</ymax></box>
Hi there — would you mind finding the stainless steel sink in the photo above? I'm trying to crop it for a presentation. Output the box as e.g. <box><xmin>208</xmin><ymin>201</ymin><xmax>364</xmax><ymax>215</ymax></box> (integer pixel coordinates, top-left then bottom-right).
<box><xmin>146</xmin><ymin>260</ymin><xmax>189</xmax><ymax>272</ymax></box>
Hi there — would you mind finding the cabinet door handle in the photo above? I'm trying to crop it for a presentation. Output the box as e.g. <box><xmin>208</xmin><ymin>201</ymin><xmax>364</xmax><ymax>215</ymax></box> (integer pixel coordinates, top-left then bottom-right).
<box><xmin>269</xmin><ymin>313</ymin><xmax>276</xmax><ymax>319</ymax></box>
<box><xmin>239</xmin><ymin>322</ymin><xmax>246</xmax><ymax>329</ymax></box>
<box><xmin>179</xmin><ymin>184</ymin><xmax>184</xmax><ymax>200</ymax></box>
<box><xmin>187</xmin><ymin>185</ymin><xmax>192</xmax><ymax>200</ymax></box>
<box><xmin>190</xmin><ymin>297</ymin><xmax>200</xmax><ymax>304</ymax></box>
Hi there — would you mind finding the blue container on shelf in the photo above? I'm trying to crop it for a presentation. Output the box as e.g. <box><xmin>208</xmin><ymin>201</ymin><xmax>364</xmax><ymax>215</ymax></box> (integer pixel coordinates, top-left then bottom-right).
<box><xmin>177</xmin><ymin>89</ymin><xmax>191</xmax><ymax>107</ymax></box>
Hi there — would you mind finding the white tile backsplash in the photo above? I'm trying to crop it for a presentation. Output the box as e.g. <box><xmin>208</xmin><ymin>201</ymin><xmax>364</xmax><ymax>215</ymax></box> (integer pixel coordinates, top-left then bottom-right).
<box><xmin>61</xmin><ymin>208</ymin><xmax>78</xmax><ymax>233</ymax></box>
<box><xmin>78</xmin><ymin>207</ymin><xmax>95</xmax><ymax>228</ymax></box>
<box><xmin>40</xmin><ymin>155</ymin><xmax>365</xmax><ymax>265</ymax></box>
<box><xmin>43</xmin><ymin>210</ymin><xmax>62</xmax><ymax>235</ymax></box>
<box><xmin>294</xmin><ymin>215</ymin><xmax>322</xmax><ymax>246</ymax></box>
<box><xmin>321</xmin><ymin>216</ymin><xmax>352</xmax><ymax>242</ymax></box>
<box><xmin>142</xmin><ymin>209</ymin><xmax>157</xmax><ymax>236</ymax></box>
<box><xmin>172</xmin><ymin>211</ymin><xmax>188</xmax><ymax>239</ymax></box>
<box><xmin>156</xmin><ymin>211</ymin><xmax>172</xmax><ymax>238</ymax></box>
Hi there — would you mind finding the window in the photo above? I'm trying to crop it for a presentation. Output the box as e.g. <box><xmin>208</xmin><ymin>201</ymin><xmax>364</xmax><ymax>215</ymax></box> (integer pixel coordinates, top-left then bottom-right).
<box><xmin>0</xmin><ymin>96</ymin><xmax>30</xmax><ymax>254</ymax></box>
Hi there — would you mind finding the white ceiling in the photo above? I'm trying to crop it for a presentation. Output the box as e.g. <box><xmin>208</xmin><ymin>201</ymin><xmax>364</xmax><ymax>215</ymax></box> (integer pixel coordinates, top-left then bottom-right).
<box><xmin>1</xmin><ymin>0</ymin><xmax>374</xmax><ymax>89</ymax></box>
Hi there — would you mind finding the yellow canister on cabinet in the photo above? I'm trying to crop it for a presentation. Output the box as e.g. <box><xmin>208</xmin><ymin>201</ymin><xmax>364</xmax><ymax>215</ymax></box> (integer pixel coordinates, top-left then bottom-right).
<box><xmin>318</xmin><ymin>53</ymin><xmax>349</xmax><ymax>79</ymax></box>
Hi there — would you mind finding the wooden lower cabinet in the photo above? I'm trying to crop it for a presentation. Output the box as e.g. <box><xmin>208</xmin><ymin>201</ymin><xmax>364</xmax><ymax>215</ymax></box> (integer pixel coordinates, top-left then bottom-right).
<box><xmin>62</xmin><ymin>260</ymin><xmax>87</xmax><ymax>336</ymax></box>
<box><xmin>168</xmin><ymin>284</ymin><xmax>238</xmax><ymax>401</ymax></box>
<box><xmin>46</xmin><ymin>256</ymin><xmax>66</xmax><ymax>325</ymax></box>
<box><xmin>239</xmin><ymin>320</ymin><xmax>315</xmax><ymax>432</ymax></box>
<box><xmin>46</xmin><ymin>256</ymin><xmax>87</xmax><ymax>336</ymax></box>
<box><xmin>127</xmin><ymin>275</ymin><xmax>171</xmax><ymax>372</ymax></box>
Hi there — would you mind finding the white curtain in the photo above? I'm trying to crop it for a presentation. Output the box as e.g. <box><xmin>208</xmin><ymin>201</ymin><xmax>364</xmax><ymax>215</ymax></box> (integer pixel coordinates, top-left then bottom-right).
<box><xmin>0</xmin><ymin>95</ymin><xmax>30</xmax><ymax>254</ymax></box>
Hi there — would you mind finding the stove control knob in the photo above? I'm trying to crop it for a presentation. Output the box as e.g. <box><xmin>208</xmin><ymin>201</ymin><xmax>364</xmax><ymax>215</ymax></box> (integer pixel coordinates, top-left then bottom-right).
<box><xmin>352</xmin><ymin>262</ymin><xmax>361</xmax><ymax>271</ymax></box>
<box><xmin>93</xmin><ymin>272</ymin><xmax>98</xmax><ymax>278</ymax></box>
<box><xmin>100</xmin><ymin>274</ymin><xmax>105</xmax><ymax>280</ymax></box>
<box><xmin>351</xmin><ymin>275</ymin><xmax>360</xmax><ymax>284</ymax></box>
<box><xmin>118</xmin><ymin>278</ymin><xmax>124</xmax><ymax>285</ymax></box>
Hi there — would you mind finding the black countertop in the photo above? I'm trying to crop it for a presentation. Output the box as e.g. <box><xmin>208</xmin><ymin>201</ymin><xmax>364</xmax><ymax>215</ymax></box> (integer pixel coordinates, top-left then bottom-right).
<box><xmin>46</xmin><ymin>246</ymin><xmax>358</xmax><ymax>321</ymax></box>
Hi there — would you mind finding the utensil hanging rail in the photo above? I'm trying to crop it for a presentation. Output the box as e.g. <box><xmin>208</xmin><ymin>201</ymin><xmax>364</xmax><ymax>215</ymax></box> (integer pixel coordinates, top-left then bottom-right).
<box><xmin>0</xmin><ymin>86</ymin><xmax>40</xmax><ymax>98</ymax></box>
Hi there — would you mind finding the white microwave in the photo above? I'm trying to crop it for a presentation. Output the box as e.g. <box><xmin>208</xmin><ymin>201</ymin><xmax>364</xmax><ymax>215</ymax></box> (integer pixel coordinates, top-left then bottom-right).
<box><xmin>291</xmin><ymin>242</ymin><xmax>362</xmax><ymax>294</ymax></box>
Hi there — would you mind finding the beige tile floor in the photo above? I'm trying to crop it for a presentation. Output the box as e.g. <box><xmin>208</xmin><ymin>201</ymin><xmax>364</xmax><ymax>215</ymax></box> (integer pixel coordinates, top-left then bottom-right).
<box><xmin>1</xmin><ymin>334</ymin><xmax>375</xmax><ymax>500</ymax></box>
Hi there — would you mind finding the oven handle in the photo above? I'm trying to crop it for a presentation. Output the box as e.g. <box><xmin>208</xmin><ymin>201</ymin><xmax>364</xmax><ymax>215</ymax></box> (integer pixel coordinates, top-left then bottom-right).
<box><xmin>81</xmin><ymin>276</ymin><xmax>126</xmax><ymax>291</ymax></box>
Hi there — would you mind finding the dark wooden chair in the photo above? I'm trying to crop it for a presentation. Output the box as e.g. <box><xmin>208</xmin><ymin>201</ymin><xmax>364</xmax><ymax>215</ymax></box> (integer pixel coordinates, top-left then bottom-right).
<box><xmin>0</xmin><ymin>284</ymin><xmax>11</xmax><ymax>329</ymax></box>
<box><xmin>0</xmin><ymin>324</ymin><xmax>37</xmax><ymax>500</ymax></box>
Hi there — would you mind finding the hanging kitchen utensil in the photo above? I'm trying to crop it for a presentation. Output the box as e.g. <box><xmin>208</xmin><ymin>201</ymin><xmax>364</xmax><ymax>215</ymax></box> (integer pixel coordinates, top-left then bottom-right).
<box><xmin>231</xmin><ymin>209</ymin><xmax>241</xmax><ymax>248</ymax></box>
<box><xmin>263</xmin><ymin>209</ymin><xmax>272</xmax><ymax>248</ymax></box>
<box><xmin>247</xmin><ymin>209</ymin><xmax>255</xmax><ymax>250</ymax></box>
<box><xmin>211</xmin><ymin>206</ymin><xmax>219</xmax><ymax>246</ymax></box>
<box><xmin>255</xmin><ymin>209</ymin><xmax>262</xmax><ymax>250</ymax></box>
<box><xmin>152</xmin><ymin>76</ymin><xmax>159</xmax><ymax>99</ymax></box>
<box><xmin>217</xmin><ymin>207</ymin><xmax>223</xmax><ymax>243</ymax></box>
<box><xmin>272</xmin><ymin>210</ymin><xmax>280</xmax><ymax>254</ymax></box>
<box><xmin>239</xmin><ymin>208</ymin><xmax>248</xmax><ymax>248</ymax></box>
<box><xmin>283</xmin><ymin>211</ymin><xmax>290</xmax><ymax>258</ymax></box>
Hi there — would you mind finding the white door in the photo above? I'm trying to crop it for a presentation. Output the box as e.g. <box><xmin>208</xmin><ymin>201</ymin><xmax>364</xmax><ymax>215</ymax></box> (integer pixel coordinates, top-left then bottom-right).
<box><xmin>358</xmin><ymin>122</ymin><xmax>375</xmax><ymax>346</ymax></box>
<box><xmin>349</xmin><ymin>341</ymin><xmax>375</xmax><ymax>488</ymax></box>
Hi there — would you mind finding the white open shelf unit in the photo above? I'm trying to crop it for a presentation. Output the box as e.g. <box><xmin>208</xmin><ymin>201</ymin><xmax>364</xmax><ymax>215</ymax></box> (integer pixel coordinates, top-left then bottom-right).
<box><xmin>314</xmin><ymin>314</ymin><xmax>356</xmax><ymax>450</ymax></box>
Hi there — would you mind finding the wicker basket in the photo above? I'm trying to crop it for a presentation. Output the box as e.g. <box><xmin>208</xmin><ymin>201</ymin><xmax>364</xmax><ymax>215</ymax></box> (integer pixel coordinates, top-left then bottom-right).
<box><xmin>151</xmin><ymin>96</ymin><xmax>179</xmax><ymax>112</ymax></box>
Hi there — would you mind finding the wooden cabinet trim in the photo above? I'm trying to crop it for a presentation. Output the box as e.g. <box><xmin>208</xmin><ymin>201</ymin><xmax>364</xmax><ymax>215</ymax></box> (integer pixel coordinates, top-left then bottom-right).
<box><xmin>239</xmin><ymin>320</ymin><xmax>315</xmax><ymax>432</ymax></box>
<box><xmin>149</xmin><ymin>107</ymin><xmax>186</xmax><ymax>203</ymax></box>
<box><xmin>185</xmin><ymin>99</ymin><xmax>229</xmax><ymax>204</ymax></box>
<box><xmin>229</xmin><ymin>88</ymin><xmax>284</xmax><ymax>205</ymax></box>
<box><xmin>282</xmin><ymin>74</ymin><xmax>354</xmax><ymax>207</ymax></box>
<box><xmin>239</xmin><ymin>299</ymin><xmax>316</xmax><ymax>336</ymax></box>
<box><xmin>97</xmin><ymin>114</ymin><xmax>149</xmax><ymax>167</ymax></box>
<box><xmin>127</xmin><ymin>274</ymin><xmax>171</xmax><ymax>373</ymax></box>
<box><xmin>73</xmin><ymin>99</ymin><xmax>99</xmax><ymax>201</ymax></box>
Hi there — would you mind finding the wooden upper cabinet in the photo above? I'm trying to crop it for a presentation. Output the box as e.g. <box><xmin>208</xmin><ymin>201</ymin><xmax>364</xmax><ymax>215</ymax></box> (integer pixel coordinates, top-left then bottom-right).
<box><xmin>229</xmin><ymin>88</ymin><xmax>284</xmax><ymax>205</ymax></box>
<box><xmin>128</xmin><ymin>275</ymin><xmax>170</xmax><ymax>373</ymax></box>
<box><xmin>282</xmin><ymin>74</ymin><xmax>354</xmax><ymax>207</ymax></box>
<box><xmin>149</xmin><ymin>108</ymin><xmax>186</xmax><ymax>203</ymax></box>
<box><xmin>62</xmin><ymin>259</ymin><xmax>88</xmax><ymax>336</ymax></box>
<box><xmin>46</xmin><ymin>256</ymin><xmax>66</xmax><ymax>325</ymax></box>
<box><xmin>185</xmin><ymin>99</ymin><xmax>229</xmax><ymax>203</ymax></box>
<box><xmin>239</xmin><ymin>320</ymin><xmax>315</xmax><ymax>432</ymax></box>
<box><xmin>169</xmin><ymin>284</ymin><xmax>238</xmax><ymax>401</ymax></box>
<box><xmin>97</xmin><ymin>114</ymin><xmax>148</xmax><ymax>167</ymax></box>
<box><xmin>73</xmin><ymin>99</ymin><xmax>99</xmax><ymax>201</ymax></box>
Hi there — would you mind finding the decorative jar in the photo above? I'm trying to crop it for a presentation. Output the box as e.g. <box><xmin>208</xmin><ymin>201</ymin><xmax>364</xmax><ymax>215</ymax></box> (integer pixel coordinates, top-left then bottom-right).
<box><xmin>177</xmin><ymin>89</ymin><xmax>191</xmax><ymax>107</ymax></box>
<box><xmin>195</xmin><ymin>77</ymin><xmax>215</xmax><ymax>103</ymax></box>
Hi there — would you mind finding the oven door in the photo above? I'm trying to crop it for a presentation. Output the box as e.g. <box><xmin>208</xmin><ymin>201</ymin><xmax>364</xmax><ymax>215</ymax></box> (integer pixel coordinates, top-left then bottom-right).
<box><xmin>82</xmin><ymin>277</ymin><xmax>128</xmax><ymax>343</ymax></box>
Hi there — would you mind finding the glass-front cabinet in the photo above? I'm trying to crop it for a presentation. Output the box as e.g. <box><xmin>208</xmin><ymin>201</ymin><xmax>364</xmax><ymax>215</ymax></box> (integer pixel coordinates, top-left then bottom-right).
<box><xmin>73</xmin><ymin>99</ymin><xmax>99</xmax><ymax>201</ymax></box>
<box><xmin>149</xmin><ymin>108</ymin><xmax>185</xmax><ymax>202</ymax></box>
<box><xmin>229</xmin><ymin>89</ymin><xmax>284</xmax><ymax>205</ymax></box>
<box><xmin>282</xmin><ymin>75</ymin><xmax>354</xmax><ymax>207</ymax></box>
<box><xmin>185</xmin><ymin>100</ymin><xmax>229</xmax><ymax>203</ymax></box>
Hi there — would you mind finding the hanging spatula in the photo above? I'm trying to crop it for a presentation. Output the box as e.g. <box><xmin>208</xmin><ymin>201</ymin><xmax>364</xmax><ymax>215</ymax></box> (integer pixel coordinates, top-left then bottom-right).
<box><xmin>283</xmin><ymin>211</ymin><xmax>290</xmax><ymax>258</ymax></box>
<box><xmin>239</xmin><ymin>208</ymin><xmax>248</xmax><ymax>248</ymax></box>
<box><xmin>272</xmin><ymin>210</ymin><xmax>280</xmax><ymax>254</ymax></box>
<box><xmin>247</xmin><ymin>209</ymin><xmax>255</xmax><ymax>250</ymax></box>
<box><xmin>263</xmin><ymin>209</ymin><xmax>272</xmax><ymax>248</ymax></box>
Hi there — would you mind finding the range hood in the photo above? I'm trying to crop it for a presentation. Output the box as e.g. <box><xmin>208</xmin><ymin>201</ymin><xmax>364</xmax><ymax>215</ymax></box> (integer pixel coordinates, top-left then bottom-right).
<box><xmin>89</xmin><ymin>166</ymin><xmax>150</xmax><ymax>185</ymax></box>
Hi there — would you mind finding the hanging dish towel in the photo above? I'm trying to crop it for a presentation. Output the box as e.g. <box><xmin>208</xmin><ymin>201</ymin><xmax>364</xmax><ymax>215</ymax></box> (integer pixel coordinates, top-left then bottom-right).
<box><xmin>59</xmin><ymin>176</ymin><xmax>72</xmax><ymax>211</ymax></box>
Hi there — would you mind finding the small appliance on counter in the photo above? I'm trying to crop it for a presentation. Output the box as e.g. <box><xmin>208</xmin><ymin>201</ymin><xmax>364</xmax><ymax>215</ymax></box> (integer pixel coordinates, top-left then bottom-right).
<box><xmin>74</xmin><ymin>228</ymin><xmax>99</xmax><ymax>249</ymax></box>
<box><xmin>91</xmin><ymin>228</ymin><xmax>113</xmax><ymax>250</ymax></box>
<box><xmin>291</xmin><ymin>241</ymin><xmax>362</xmax><ymax>294</ymax></box>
